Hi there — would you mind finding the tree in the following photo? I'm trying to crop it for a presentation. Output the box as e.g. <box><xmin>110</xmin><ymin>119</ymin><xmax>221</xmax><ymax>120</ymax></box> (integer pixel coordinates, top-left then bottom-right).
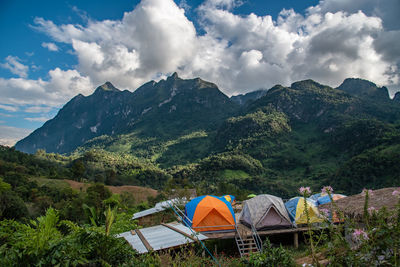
<box><xmin>105</xmin><ymin>169</ymin><xmax>117</xmax><ymax>185</ymax></box>
<box><xmin>0</xmin><ymin>177</ymin><xmax>11</xmax><ymax>192</ymax></box>
<box><xmin>85</xmin><ymin>183</ymin><xmax>112</xmax><ymax>219</ymax></box>
<box><xmin>0</xmin><ymin>190</ymin><xmax>29</xmax><ymax>220</ymax></box>
<box><xmin>71</xmin><ymin>160</ymin><xmax>85</xmax><ymax>181</ymax></box>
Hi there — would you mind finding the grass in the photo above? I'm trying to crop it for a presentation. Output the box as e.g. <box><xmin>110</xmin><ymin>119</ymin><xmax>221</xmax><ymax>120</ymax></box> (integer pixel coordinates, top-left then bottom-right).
<box><xmin>218</xmin><ymin>169</ymin><xmax>250</xmax><ymax>180</ymax></box>
<box><xmin>30</xmin><ymin>177</ymin><xmax>70</xmax><ymax>189</ymax></box>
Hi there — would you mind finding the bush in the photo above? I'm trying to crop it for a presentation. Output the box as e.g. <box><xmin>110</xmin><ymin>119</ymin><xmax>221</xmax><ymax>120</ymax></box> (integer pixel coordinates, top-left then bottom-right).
<box><xmin>0</xmin><ymin>207</ymin><xmax>136</xmax><ymax>266</ymax></box>
<box><xmin>0</xmin><ymin>190</ymin><xmax>29</xmax><ymax>220</ymax></box>
<box><xmin>245</xmin><ymin>239</ymin><xmax>295</xmax><ymax>267</ymax></box>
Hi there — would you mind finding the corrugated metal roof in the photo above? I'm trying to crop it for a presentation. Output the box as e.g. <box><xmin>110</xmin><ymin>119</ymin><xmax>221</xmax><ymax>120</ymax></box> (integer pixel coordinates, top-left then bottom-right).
<box><xmin>117</xmin><ymin>222</ymin><xmax>208</xmax><ymax>253</ymax></box>
<box><xmin>117</xmin><ymin>231</ymin><xmax>148</xmax><ymax>253</ymax></box>
<box><xmin>132</xmin><ymin>198</ymin><xmax>187</xmax><ymax>219</ymax></box>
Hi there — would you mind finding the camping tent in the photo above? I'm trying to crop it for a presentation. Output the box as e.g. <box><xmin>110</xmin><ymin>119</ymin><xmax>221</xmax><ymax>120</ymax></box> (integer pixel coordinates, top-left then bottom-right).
<box><xmin>311</xmin><ymin>193</ymin><xmax>346</xmax><ymax>222</ymax></box>
<box><xmin>184</xmin><ymin>195</ymin><xmax>236</xmax><ymax>232</ymax></box>
<box><xmin>309</xmin><ymin>193</ymin><xmax>346</xmax><ymax>205</ymax></box>
<box><xmin>315</xmin><ymin>194</ymin><xmax>346</xmax><ymax>205</ymax></box>
<box><xmin>239</xmin><ymin>194</ymin><xmax>293</xmax><ymax>230</ymax></box>
<box><xmin>309</xmin><ymin>193</ymin><xmax>322</xmax><ymax>202</ymax></box>
<box><xmin>222</xmin><ymin>195</ymin><xmax>236</xmax><ymax>205</ymax></box>
<box><xmin>285</xmin><ymin>197</ymin><xmax>324</xmax><ymax>225</ymax></box>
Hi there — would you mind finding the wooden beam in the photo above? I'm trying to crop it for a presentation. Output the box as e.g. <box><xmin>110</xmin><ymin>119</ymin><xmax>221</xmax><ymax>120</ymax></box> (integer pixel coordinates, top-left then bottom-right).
<box><xmin>161</xmin><ymin>223</ymin><xmax>198</xmax><ymax>242</ymax></box>
<box><xmin>135</xmin><ymin>229</ymin><xmax>153</xmax><ymax>251</ymax></box>
<box><xmin>294</xmin><ymin>232</ymin><xmax>299</xmax><ymax>248</ymax></box>
<box><xmin>204</xmin><ymin>226</ymin><xmax>319</xmax><ymax>239</ymax></box>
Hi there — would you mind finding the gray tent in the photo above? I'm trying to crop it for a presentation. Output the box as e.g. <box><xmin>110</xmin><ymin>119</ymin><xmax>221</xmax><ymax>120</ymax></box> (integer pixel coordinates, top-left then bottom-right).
<box><xmin>239</xmin><ymin>194</ymin><xmax>293</xmax><ymax>230</ymax></box>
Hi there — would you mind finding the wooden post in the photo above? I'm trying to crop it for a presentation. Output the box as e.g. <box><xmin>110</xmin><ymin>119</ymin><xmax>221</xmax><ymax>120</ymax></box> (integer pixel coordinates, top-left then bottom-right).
<box><xmin>294</xmin><ymin>232</ymin><xmax>299</xmax><ymax>248</ymax></box>
<box><xmin>161</xmin><ymin>223</ymin><xmax>197</xmax><ymax>242</ymax></box>
<box><xmin>214</xmin><ymin>244</ymin><xmax>217</xmax><ymax>256</ymax></box>
<box><xmin>136</xmin><ymin>229</ymin><xmax>153</xmax><ymax>252</ymax></box>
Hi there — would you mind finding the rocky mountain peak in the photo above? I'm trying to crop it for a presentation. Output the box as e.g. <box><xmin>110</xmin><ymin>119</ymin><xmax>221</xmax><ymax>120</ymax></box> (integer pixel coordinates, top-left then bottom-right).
<box><xmin>340</xmin><ymin>78</ymin><xmax>377</xmax><ymax>89</ymax></box>
<box><xmin>95</xmin><ymin>81</ymin><xmax>120</xmax><ymax>93</ymax></box>
<box><xmin>394</xmin><ymin>92</ymin><xmax>400</xmax><ymax>102</ymax></box>
<box><xmin>290</xmin><ymin>79</ymin><xmax>326</xmax><ymax>91</ymax></box>
<box><xmin>337</xmin><ymin>78</ymin><xmax>389</xmax><ymax>100</ymax></box>
<box><xmin>167</xmin><ymin>72</ymin><xmax>180</xmax><ymax>81</ymax></box>
<box><xmin>231</xmin><ymin>89</ymin><xmax>268</xmax><ymax>105</ymax></box>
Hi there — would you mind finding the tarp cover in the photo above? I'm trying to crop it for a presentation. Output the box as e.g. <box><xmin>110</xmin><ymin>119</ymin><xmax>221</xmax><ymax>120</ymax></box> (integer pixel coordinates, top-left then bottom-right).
<box><xmin>239</xmin><ymin>194</ymin><xmax>292</xmax><ymax>230</ymax></box>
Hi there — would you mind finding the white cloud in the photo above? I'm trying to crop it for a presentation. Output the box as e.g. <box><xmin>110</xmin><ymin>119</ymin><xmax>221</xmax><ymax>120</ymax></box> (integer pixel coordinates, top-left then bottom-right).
<box><xmin>184</xmin><ymin>4</ymin><xmax>398</xmax><ymax>94</ymax></box>
<box><xmin>306</xmin><ymin>0</ymin><xmax>400</xmax><ymax>95</ymax></box>
<box><xmin>0</xmin><ymin>104</ymin><xmax>18</xmax><ymax>112</ymax></box>
<box><xmin>0</xmin><ymin>56</ymin><xmax>29</xmax><ymax>78</ymax></box>
<box><xmin>2</xmin><ymin>0</ymin><xmax>398</xmax><ymax>109</ymax></box>
<box><xmin>41</xmin><ymin>42</ymin><xmax>59</xmax><ymax>51</ymax></box>
<box><xmin>201</xmin><ymin>0</ymin><xmax>243</xmax><ymax>10</ymax></box>
<box><xmin>0</xmin><ymin>125</ymin><xmax>32</xmax><ymax>147</ymax></box>
<box><xmin>24</xmin><ymin>106</ymin><xmax>52</xmax><ymax>113</ymax></box>
<box><xmin>0</xmin><ymin>113</ymin><xmax>14</xmax><ymax>118</ymax></box>
<box><xmin>32</xmin><ymin>0</ymin><xmax>197</xmax><ymax>90</ymax></box>
<box><xmin>24</xmin><ymin>116</ymin><xmax>52</xmax><ymax>122</ymax></box>
<box><xmin>178</xmin><ymin>0</ymin><xmax>191</xmax><ymax>12</ymax></box>
<box><xmin>32</xmin><ymin>17</ymin><xmax>85</xmax><ymax>43</ymax></box>
<box><xmin>307</xmin><ymin>0</ymin><xmax>400</xmax><ymax>30</ymax></box>
<box><xmin>0</xmin><ymin>68</ymin><xmax>93</xmax><ymax>106</ymax></box>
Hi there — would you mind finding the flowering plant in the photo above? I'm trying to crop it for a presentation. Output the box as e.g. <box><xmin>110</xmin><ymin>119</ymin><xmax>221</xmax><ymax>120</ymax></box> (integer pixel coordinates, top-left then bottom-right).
<box><xmin>352</xmin><ymin>229</ymin><xmax>369</xmax><ymax>241</ymax></box>
<box><xmin>321</xmin><ymin>185</ymin><xmax>333</xmax><ymax>195</ymax></box>
<box><xmin>367</xmin><ymin>206</ymin><xmax>376</xmax><ymax>214</ymax></box>
<box><xmin>320</xmin><ymin>208</ymin><xmax>330</xmax><ymax>217</ymax></box>
<box><xmin>361</xmin><ymin>188</ymin><xmax>374</xmax><ymax>196</ymax></box>
<box><xmin>299</xmin><ymin>186</ymin><xmax>311</xmax><ymax>196</ymax></box>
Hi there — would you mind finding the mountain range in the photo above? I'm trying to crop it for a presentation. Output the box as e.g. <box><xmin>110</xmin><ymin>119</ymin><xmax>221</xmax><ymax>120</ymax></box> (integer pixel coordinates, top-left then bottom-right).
<box><xmin>15</xmin><ymin>74</ymin><xmax>400</xmax><ymax>196</ymax></box>
<box><xmin>16</xmin><ymin>73</ymin><xmax>237</xmax><ymax>154</ymax></box>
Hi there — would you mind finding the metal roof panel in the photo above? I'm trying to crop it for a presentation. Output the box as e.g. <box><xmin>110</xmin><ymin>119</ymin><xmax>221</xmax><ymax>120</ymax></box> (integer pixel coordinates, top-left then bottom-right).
<box><xmin>117</xmin><ymin>222</ymin><xmax>208</xmax><ymax>253</ymax></box>
<box><xmin>132</xmin><ymin>198</ymin><xmax>188</xmax><ymax>219</ymax></box>
<box><xmin>117</xmin><ymin>231</ymin><xmax>148</xmax><ymax>253</ymax></box>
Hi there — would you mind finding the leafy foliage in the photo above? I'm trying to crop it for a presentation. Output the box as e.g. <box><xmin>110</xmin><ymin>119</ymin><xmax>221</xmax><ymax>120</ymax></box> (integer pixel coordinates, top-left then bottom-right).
<box><xmin>333</xmin><ymin>144</ymin><xmax>400</xmax><ymax>194</ymax></box>
<box><xmin>0</xmin><ymin>208</ymin><xmax>136</xmax><ymax>266</ymax></box>
<box><xmin>245</xmin><ymin>239</ymin><xmax>295</xmax><ymax>267</ymax></box>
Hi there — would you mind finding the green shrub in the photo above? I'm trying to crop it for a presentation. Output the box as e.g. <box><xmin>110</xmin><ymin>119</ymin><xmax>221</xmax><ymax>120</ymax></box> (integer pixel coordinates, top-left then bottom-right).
<box><xmin>245</xmin><ymin>239</ymin><xmax>295</xmax><ymax>267</ymax></box>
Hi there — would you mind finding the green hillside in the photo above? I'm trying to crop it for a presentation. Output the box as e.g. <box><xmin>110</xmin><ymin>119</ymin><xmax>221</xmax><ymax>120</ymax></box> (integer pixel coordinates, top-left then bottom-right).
<box><xmin>10</xmin><ymin>75</ymin><xmax>400</xmax><ymax>198</ymax></box>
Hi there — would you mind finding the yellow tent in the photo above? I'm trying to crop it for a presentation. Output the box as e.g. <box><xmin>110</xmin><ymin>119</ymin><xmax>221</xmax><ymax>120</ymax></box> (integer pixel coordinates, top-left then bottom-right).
<box><xmin>285</xmin><ymin>197</ymin><xmax>324</xmax><ymax>224</ymax></box>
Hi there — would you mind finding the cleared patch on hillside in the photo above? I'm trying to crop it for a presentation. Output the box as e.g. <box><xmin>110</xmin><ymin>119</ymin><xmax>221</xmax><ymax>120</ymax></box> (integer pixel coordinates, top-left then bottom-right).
<box><xmin>30</xmin><ymin>177</ymin><xmax>71</xmax><ymax>189</ymax></box>
<box><xmin>64</xmin><ymin>179</ymin><xmax>158</xmax><ymax>202</ymax></box>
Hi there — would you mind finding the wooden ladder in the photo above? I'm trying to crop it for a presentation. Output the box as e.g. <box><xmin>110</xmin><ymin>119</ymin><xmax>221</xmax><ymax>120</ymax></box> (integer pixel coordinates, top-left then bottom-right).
<box><xmin>235</xmin><ymin>225</ymin><xmax>261</xmax><ymax>257</ymax></box>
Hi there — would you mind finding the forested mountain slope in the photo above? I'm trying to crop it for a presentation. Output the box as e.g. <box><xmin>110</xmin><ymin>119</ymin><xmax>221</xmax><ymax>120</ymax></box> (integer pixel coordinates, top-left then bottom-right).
<box><xmin>13</xmin><ymin>75</ymin><xmax>400</xmax><ymax>197</ymax></box>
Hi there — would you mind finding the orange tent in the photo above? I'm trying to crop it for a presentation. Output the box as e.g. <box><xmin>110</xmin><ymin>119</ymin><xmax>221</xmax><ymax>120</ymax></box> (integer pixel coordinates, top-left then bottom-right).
<box><xmin>184</xmin><ymin>195</ymin><xmax>236</xmax><ymax>232</ymax></box>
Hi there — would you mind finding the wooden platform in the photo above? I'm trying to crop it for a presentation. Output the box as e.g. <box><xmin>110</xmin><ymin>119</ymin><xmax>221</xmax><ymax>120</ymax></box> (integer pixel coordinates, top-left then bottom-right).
<box><xmin>203</xmin><ymin>213</ymin><xmax>325</xmax><ymax>248</ymax></box>
<box><xmin>204</xmin><ymin>226</ymin><xmax>310</xmax><ymax>239</ymax></box>
<box><xmin>205</xmin><ymin>226</ymin><xmax>314</xmax><ymax>248</ymax></box>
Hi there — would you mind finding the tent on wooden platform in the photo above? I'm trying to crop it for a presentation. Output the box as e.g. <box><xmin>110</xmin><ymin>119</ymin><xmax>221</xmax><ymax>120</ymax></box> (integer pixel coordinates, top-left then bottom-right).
<box><xmin>285</xmin><ymin>197</ymin><xmax>324</xmax><ymax>225</ymax></box>
<box><xmin>310</xmin><ymin>193</ymin><xmax>347</xmax><ymax>205</ymax></box>
<box><xmin>184</xmin><ymin>195</ymin><xmax>236</xmax><ymax>232</ymax></box>
<box><xmin>239</xmin><ymin>194</ymin><xmax>293</xmax><ymax>230</ymax></box>
<box><xmin>222</xmin><ymin>194</ymin><xmax>236</xmax><ymax>205</ymax></box>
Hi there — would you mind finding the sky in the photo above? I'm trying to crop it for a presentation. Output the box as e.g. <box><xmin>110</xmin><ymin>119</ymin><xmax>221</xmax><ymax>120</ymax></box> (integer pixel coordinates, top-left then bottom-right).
<box><xmin>0</xmin><ymin>0</ymin><xmax>399</xmax><ymax>146</ymax></box>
